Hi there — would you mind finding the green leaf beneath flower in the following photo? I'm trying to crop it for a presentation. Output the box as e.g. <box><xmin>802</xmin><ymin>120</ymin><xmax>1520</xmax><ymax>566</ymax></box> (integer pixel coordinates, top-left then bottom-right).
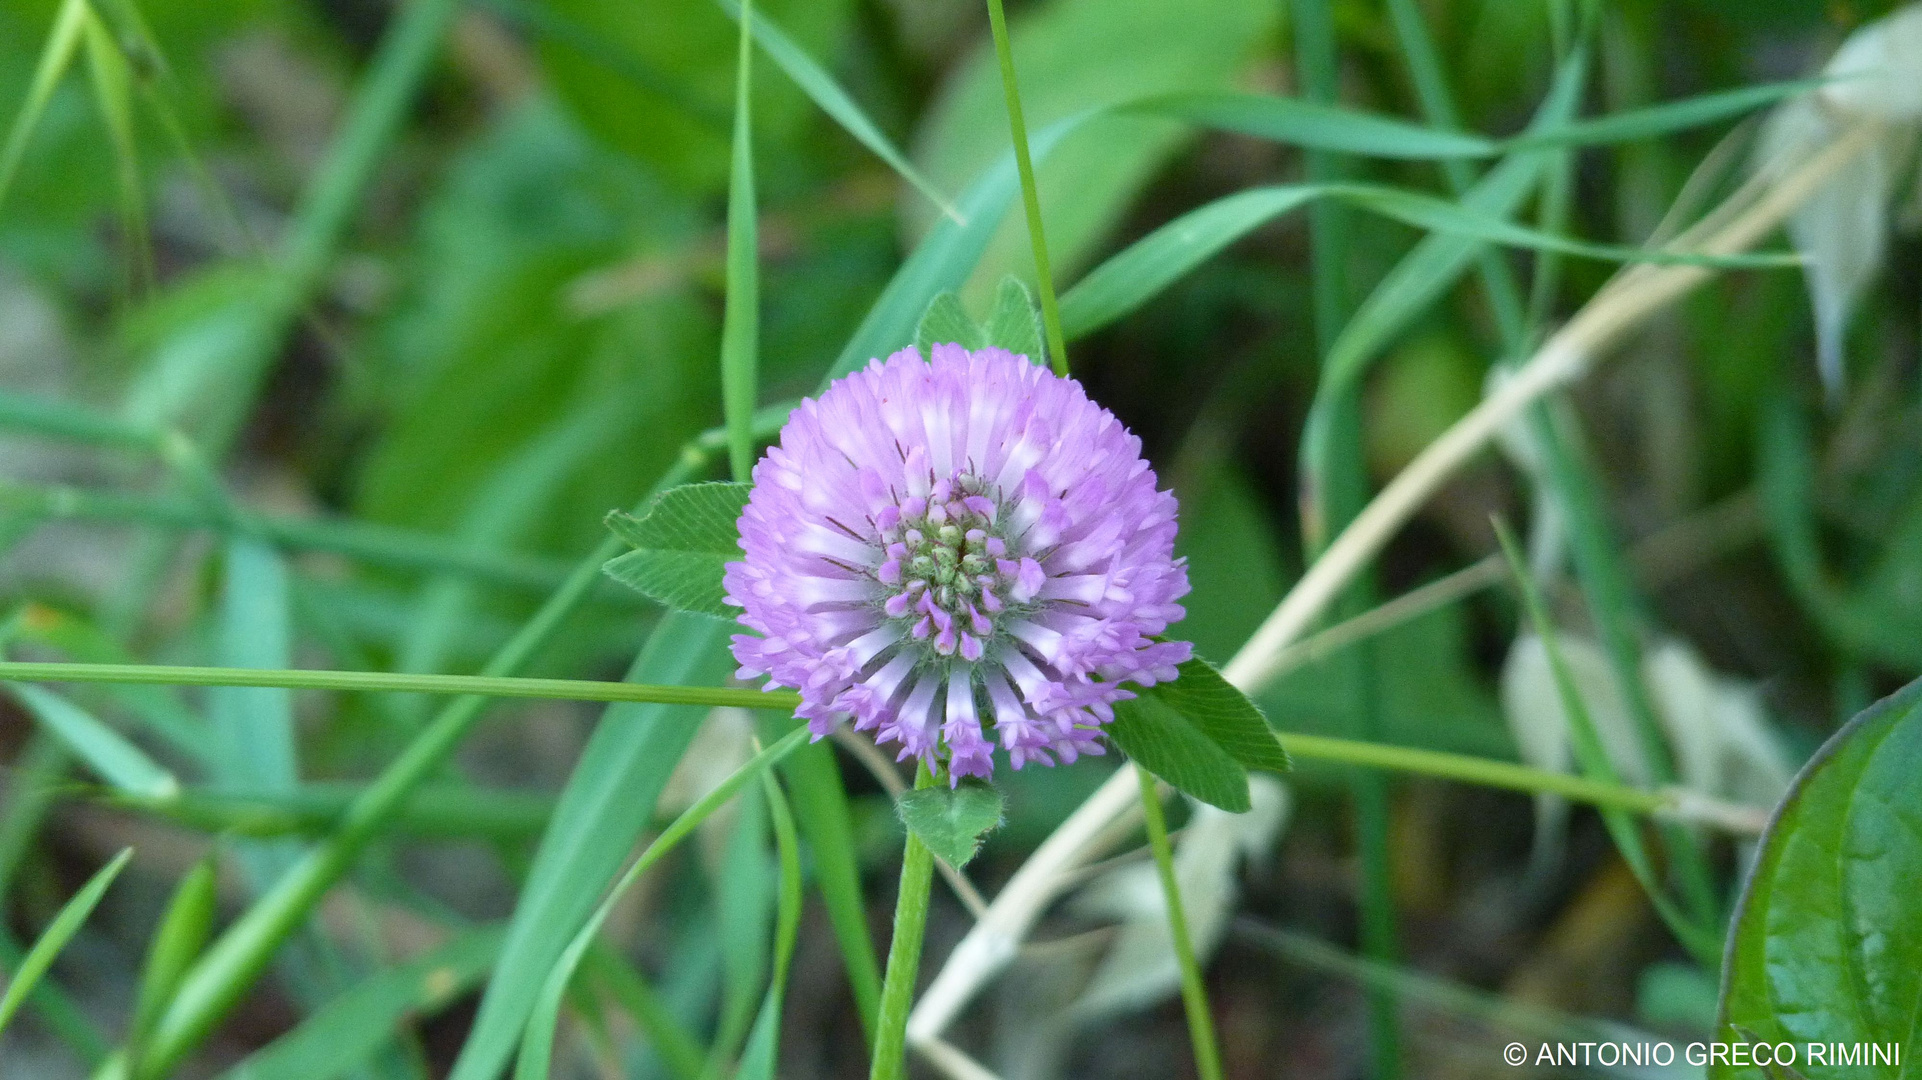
<box><xmin>913</xmin><ymin>291</ymin><xmax>985</xmax><ymax>357</ymax></box>
<box><xmin>1156</xmin><ymin>657</ymin><xmax>1291</xmax><ymax>774</ymax></box>
<box><xmin>982</xmin><ymin>276</ymin><xmax>1044</xmax><ymax>364</ymax></box>
<box><xmin>1107</xmin><ymin>689</ymin><xmax>1250</xmax><ymax>814</ymax></box>
<box><xmin>897</xmin><ymin>781</ymin><xmax>1004</xmax><ymax>869</ymax></box>
<box><xmin>1713</xmin><ymin>675</ymin><xmax>1922</xmax><ymax>1078</ymax></box>
<box><xmin>603</xmin><ymin>482</ymin><xmax>752</xmax><ymax>618</ymax></box>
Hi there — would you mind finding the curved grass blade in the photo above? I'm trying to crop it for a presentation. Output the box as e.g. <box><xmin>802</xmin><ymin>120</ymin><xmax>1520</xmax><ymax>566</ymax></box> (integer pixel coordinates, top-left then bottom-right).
<box><xmin>0</xmin><ymin>0</ymin><xmax>88</xmax><ymax>215</ymax></box>
<box><xmin>1493</xmin><ymin>523</ymin><xmax>1721</xmax><ymax>964</ymax></box>
<box><xmin>0</xmin><ymin>848</ymin><xmax>133</xmax><ymax>1041</ymax></box>
<box><xmin>734</xmin><ymin>770</ymin><xmax>803</xmax><ymax>1080</ymax></box>
<box><xmin>449</xmin><ymin>615</ymin><xmax>740</xmax><ymax>1080</ymax></box>
<box><xmin>709</xmin><ymin>779</ymin><xmax>772</xmax><ymax>1073</ymax></box>
<box><xmin>1058</xmin><ymin>179</ymin><xmax>1789</xmax><ymax>339</ymax></box>
<box><xmin>716</xmin><ymin>0</ymin><xmax>961</xmax><ymax>224</ymax></box>
<box><xmin>778</xmin><ymin>742</ymin><xmax>882</xmax><ymax>1040</ymax></box>
<box><xmin>511</xmin><ymin>728</ymin><xmax>809</xmax><ymax>1080</ymax></box>
<box><xmin>6</xmin><ymin>684</ymin><xmax>178</xmax><ymax>799</ymax></box>
<box><xmin>1131</xmin><ymin>91</ymin><xmax>1497</xmax><ymax>159</ymax></box>
<box><xmin>828</xmin><ymin>116</ymin><xmax>1080</xmax><ymax>381</ymax></box>
<box><xmin>1060</xmin><ymin>187</ymin><xmax>1314</xmax><ymax>338</ymax></box>
<box><xmin>214</xmin><ymin>928</ymin><xmax>502</xmax><ymax>1080</ymax></box>
<box><xmin>82</xmin><ymin>7</ymin><xmax>153</xmax><ymax>290</ymax></box>
<box><xmin>1505</xmin><ymin>79</ymin><xmax>1820</xmax><ymax>151</ymax></box>
<box><xmin>128</xmin><ymin>856</ymin><xmax>218</xmax><ymax>1072</ymax></box>
<box><xmin>721</xmin><ymin>0</ymin><xmax>760</xmax><ymax>484</ymax></box>
<box><xmin>1319</xmin><ymin>53</ymin><xmax>1588</xmax><ymax>402</ymax></box>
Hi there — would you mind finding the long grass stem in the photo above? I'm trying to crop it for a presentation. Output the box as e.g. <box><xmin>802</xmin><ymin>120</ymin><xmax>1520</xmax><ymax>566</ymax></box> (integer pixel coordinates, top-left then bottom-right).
<box><xmin>1136</xmin><ymin>764</ymin><xmax>1224</xmax><ymax>1080</ymax></box>
<box><xmin>984</xmin><ymin>0</ymin><xmax>1069</xmax><ymax>376</ymax></box>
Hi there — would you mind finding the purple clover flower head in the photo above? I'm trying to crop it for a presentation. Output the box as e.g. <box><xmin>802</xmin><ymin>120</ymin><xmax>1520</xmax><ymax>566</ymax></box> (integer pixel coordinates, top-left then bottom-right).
<box><xmin>724</xmin><ymin>344</ymin><xmax>1192</xmax><ymax>781</ymax></box>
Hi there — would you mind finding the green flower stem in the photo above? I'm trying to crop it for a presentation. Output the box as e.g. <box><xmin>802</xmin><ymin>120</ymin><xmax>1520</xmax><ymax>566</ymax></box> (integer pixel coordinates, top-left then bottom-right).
<box><xmin>1275</xmin><ymin>732</ymin><xmax>1665</xmax><ymax>814</ymax></box>
<box><xmin>128</xmin><ymin>450</ymin><xmax>710</xmax><ymax>1080</ymax></box>
<box><xmin>0</xmin><ymin>662</ymin><xmax>792</xmax><ymax>712</ymax></box>
<box><xmin>0</xmin><ymin>658</ymin><xmax>1764</xmax><ymax>825</ymax></box>
<box><xmin>1136</xmin><ymin>764</ymin><xmax>1224</xmax><ymax>1080</ymax></box>
<box><xmin>984</xmin><ymin>0</ymin><xmax>1069</xmax><ymax>376</ymax></box>
<box><xmin>868</xmin><ymin>763</ymin><xmax>937</xmax><ymax>1080</ymax></box>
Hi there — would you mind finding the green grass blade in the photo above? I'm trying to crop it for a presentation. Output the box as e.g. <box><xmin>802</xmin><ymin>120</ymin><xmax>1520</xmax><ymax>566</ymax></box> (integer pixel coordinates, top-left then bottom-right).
<box><xmin>111</xmin><ymin>782</ymin><xmax>554</xmax><ymax>842</ymax></box>
<box><xmin>0</xmin><ymin>848</ymin><xmax>132</xmax><ymax>1040</ymax></box>
<box><xmin>1505</xmin><ymin>79</ymin><xmax>1819</xmax><ymax>151</ymax></box>
<box><xmin>716</xmin><ymin>0</ymin><xmax>962</xmax><ymax>224</ymax></box>
<box><xmin>709</xmin><ymin>779</ymin><xmax>772</xmax><ymax>1073</ymax></box>
<box><xmin>0</xmin><ymin>478</ymin><xmax>578</xmax><ymax>592</ymax></box>
<box><xmin>5</xmin><ymin>684</ymin><xmax>178</xmax><ymax>799</ymax></box>
<box><xmin>0</xmin><ymin>390</ymin><xmax>162</xmax><ymax>450</ymax></box>
<box><xmin>135</xmin><ymin>451</ymin><xmax>717</xmax><ymax>1080</ymax></box>
<box><xmin>1059</xmin><ymin>186</ymin><xmax>1315</xmax><ymax>339</ymax></box>
<box><xmin>214</xmin><ymin>928</ymin><xmax>502</xmax><ymax>1080</ymax></box>
<box><xmin>11</xmin><ymin>606</ymin><xmax>213</xmax><ymax>765</ymax></box>
<box><xmin>827</xmin><ymin>116</ymin><xmax>1079</xmax><ymax>381</ymax></box>
<box><xmin>1289</xmin><ymin>4</ymin><xmax>1394</xmax><ymax>1077</ymax></box>
<box><xmin>82</xmin><ymin>8</ymin><xmax>153</xmax><ymax>290</ymax></box>
<box><xmin>721</xmin><ymin>0</ymin><xmax>759</xmax><ymax>483</ymax></box>
<box><xmin>0</xmin><ymin>0</ymin><xmax>87</xmax><ymax>215</ymax></box>
<box><xmin>211</xmin><ymin>538</ymin><xmax>298</xmax><ymax>795</ymax></box>
<box><xmin>1493</xmin><ymin>523</ymin><xmax>1721</xmax><ymax>964</ymax></box>
<box><xmin>733</xmin><ymin>770</ymin><xmax>804</xmax><ymax>1080</ymax></box>
<box><xmin>1319</xmin><ymin>53</ymin><xmax>1589</xmax><ymax>402</ymax></box>
<box><xmin>1131</xmin><ymin>91</ymin><xmax>1496</xmax><ymax>158</ymax></box>
<box><xmin>511</xmin><ymin>728</ymin><xmax>809</xmax><ymax>1080</ymax></box>
<box><xmin>580</xmin><ymin>948</ymin><xmax>707</xmax><ymax>1080</ymax></box>
<box><xmin>450</xmin><ymin>614</ymin><xmax>739</xmax><ymax>1080</ymax></box>
<box><xmin>128</xmin><ymin>856</ymin><xmax>218</xmax><ymax>1071</ymax></box>
<box><xmin>778</xmin><ymin>741</ymin><xmax>882</xmax><ymax>1042</ymax></box>
<box><xmin>1057</xmin><ymin>177</ymin><xmax>1782</xmax><ymax>341</ymax></box>
<box><xmin>985</xmin><ymin>0</ymin><xmax>1069</xmax><ymax>376</ymax></box>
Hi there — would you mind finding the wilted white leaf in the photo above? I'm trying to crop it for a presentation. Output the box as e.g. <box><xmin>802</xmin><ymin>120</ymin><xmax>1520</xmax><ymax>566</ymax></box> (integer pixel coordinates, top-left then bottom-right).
<box><xmin>1819</xmin><ymin>4</ymin><xmax>1922</xmax><ymax>120</ymax></box>
<box><xmin>1064</xmin><ymin>776</ymin><xmax>1289</xmax><ymax>1022</ymax></box>
<box><xmin>1757</xmin><ymin>95</ymin><xmax>1903</xmax><ymax>399</ymax></box>
<box><xmin>1500</xmin><ymin>632</ymin><xmax>1648</xmax><ymax>877</ymax></box>
<box><xmin>1755</xmin><ymin>3</ymin><xmax>1922</xmax><ymax>400</ymax></box>
<box><xmin>1641</xmin><ymin>638</ymin><xmax>1794</xmax><ymax>809</ymax></box>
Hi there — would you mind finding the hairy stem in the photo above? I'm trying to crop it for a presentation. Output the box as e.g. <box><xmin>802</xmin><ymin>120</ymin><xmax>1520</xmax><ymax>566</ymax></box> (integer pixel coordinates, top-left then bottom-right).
<box><xmin>871</xmin><ymin>764</ymin><xmax>939</xmax><ymax>1080</ymax></box>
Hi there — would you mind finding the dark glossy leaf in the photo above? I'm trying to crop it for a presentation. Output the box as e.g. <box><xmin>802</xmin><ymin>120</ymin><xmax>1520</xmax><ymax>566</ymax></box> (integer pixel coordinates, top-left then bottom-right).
<box><xmin>896</xmin><ymin>782</ymin><xmax>1005</xmax><ymax>869</ymax></box>
<box><xmin>602</xmin><ymin>482</ymin><xmax>752</xmax><ymax>618</ymax></box>
<box><xmin>1108</xmin><ymin>689</ymin><xmax>1251</xmax><ymax>813</ymax></box>
<box><xmin>1714</xmin><ymin>677</ymin><xmax>1922</xmax><ymax>1078</ymax></box>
